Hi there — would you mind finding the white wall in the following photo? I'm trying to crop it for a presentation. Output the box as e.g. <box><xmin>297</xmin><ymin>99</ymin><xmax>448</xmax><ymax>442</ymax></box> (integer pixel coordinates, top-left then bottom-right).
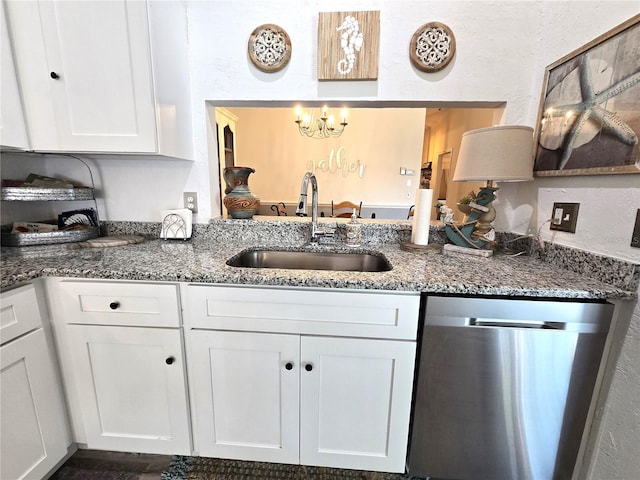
<box><xmin>588</xmin><ymin>294</ymin><xmax>640</xmax><ymax>480</ymax></box>
<box><xmin>185</xmin><ymin>0</ymin><xmax>639</xmax><ymax>262</ymax></box>
<box><xmin>0</xmin><ymin>151</ymin><xmax>194</xmax><ymax>225</ymax></box>
<box><xmin>188</xmin><ymin>0</ymin><xmax>539</xmax><ymax>222</ymax></box>
<box><xmin>507</xmin><ymin>2</ymin><xmax>640</xmax><ymax>264</ymax></box>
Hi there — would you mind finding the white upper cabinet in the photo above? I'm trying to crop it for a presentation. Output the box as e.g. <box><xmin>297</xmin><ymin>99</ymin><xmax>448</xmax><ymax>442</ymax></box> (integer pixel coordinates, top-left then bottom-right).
<box><xmin>0</xmin><ymin>3</ymin><xmax>29</xmax><ymax>150</ymax></box>
<box><xmin>4</xmin><ymin>0</ymin><xmax>193</xmax><ymax>159</ymax></box>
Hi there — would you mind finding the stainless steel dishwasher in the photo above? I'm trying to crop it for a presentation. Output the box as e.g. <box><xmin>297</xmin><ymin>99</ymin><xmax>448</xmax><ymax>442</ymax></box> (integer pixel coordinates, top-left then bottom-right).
<box><xmin>407</xmin><ymin>295</ymin><xmax>613</xmax><ymax>480</ymax></box>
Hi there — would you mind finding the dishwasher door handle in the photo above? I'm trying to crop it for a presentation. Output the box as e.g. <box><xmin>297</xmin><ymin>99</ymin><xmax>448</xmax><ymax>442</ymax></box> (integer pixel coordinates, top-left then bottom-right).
<box><xmin>426</xmin><ymin>316</ymin><xmax>606</xmax><ymax>333</ymax></box>
<box><xmin>469</xmin><ymin>318</ymin><xmax>560</xmax><ymax>329</ymax></box>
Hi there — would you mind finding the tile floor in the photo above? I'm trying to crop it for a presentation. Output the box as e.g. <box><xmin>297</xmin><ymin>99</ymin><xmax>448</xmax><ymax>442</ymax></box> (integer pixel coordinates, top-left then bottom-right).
<box><xmin>50</xmin><ymin>449</ymin><xmax>173</xmax><ymax>480</ymax></box>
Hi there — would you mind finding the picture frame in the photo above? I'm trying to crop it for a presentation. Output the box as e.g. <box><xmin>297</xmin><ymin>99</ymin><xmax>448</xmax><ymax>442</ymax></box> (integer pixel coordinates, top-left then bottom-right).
<box><xmin>533</xmin><ymin>14</ymin><xmax>640</xmax><ymax>177</ymax></box>
<box><xmin>317</xmin><ymin>11</ymin><xmax>380</xmax><ymax>81</ymax></box>
<box><xmin>247</xmin><ymin>24</ymin><xmax>292</xmax><ymax>73</ymax></box>
<box><xmin>409</xmin><ymin>22</ymin><xmax>456</xmax><ymax>73</ymax></box>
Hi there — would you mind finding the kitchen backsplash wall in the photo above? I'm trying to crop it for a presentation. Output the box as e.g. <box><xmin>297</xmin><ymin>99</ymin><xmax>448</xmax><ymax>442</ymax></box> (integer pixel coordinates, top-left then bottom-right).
<box><xmin>2</xmin><ymin>1</ymin><xmax>638</xmax><ymax>264</ymax></box>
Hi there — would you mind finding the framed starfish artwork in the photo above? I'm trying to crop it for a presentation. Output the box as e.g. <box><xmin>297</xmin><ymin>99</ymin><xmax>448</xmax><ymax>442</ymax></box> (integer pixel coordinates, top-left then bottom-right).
<box><xmin>533</xmin><ymin>14</ymin><xmax>640</xmax><ymax>176</ymax></box>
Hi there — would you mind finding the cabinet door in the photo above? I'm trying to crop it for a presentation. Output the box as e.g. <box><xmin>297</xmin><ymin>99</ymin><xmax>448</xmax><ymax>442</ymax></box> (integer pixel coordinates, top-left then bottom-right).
<box><xmin>66</xmin><ymin>325</ymin><xmax>191</xmax><ymax>455</ymax></box>
<box><xmin>1</xmin><ymin>329</ymin><xmax>69</xmax><ymax>480</ymax></box>
<box><xmin>0</xmin><ymin>3</ymin><xmax>29</xmax><ymax>150</ymax></box>
<box><xmin>189</xmin><ymin>330</ymin><xmax>299</xmax><ymax>464</ymax></box>
<box><xmin>6</xmin><ymin>0</ymin><xmax>157</xmax><ymax>152</ymax></box>
<box><xmin>299</xmin><ymin>336</ymin><xmax>416</xmax><ymax>473</ymax></box>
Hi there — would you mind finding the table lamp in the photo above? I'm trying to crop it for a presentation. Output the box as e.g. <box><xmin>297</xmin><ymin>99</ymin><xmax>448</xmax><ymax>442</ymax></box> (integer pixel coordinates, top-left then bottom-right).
<box><xmin>444</xmin><ymin>125</ymin><xmax>534</xmax><ymax>251</ymax></box>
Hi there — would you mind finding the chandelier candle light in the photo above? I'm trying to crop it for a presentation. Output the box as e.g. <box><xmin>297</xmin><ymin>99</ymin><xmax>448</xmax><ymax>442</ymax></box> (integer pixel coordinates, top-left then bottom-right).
<box><xmin>295</xmin><ymin>106</ymin><xmax>348</xmax><ymax>139</ymax></box>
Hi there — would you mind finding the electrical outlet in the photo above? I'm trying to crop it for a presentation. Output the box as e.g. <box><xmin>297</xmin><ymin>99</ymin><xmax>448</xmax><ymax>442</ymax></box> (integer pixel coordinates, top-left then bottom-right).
<box><xmin>631</xmin><ymin>209</ymin><xmax>640</xmax><ymax>248</ymax></box>
<box><xmin>550</xmin><ymin>202</ymin><xmax>579</xmax><ymax>233</ymax></box>
<box><xmin>183</xmin><ymin>192</ymin><xmax>198</xmax><ymax>213</ymax></box>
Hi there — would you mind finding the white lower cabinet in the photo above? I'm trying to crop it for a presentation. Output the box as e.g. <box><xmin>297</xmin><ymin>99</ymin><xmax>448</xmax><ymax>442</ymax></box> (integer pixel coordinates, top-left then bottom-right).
<box><xmin>190</xmin><ymin>331</ymin><xmax>415</xmax><ymax>472</ymax></box>
<box><xmin>1</xmin><ymin>284</ymin><xmax>70</xmax><ymax>480</ymax></box>
<box><xmin>46</xmin><ymin>279</ymin><xmax>419</xmax><ymax>473</ymax></box>
<box><xmin>47</xmin><ymin>279</ymin><xmax>191</xmax><ymax>455</ymax></box>
<box><xmin>299</xmin><ymin>336</ymin><xmax>416</xmax><ymax>472</ymax></box>
<box><xmin>65</xmin><ymin>325</ymin><xmax>191</xmax><ymax>455</ymax></box>
<box><xmin>189</xmin><ymin>331</ymin><xmax>300</xmax><ymax>464</ymax></box>
<box><xmin>185</xmin><ymin>285</ymin><xmax>419</xmax><ymax>473</ymax></box>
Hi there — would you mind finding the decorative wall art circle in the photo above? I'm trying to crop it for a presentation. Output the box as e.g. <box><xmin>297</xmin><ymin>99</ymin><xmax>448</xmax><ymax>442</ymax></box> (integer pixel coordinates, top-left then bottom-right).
<box><xmin>248</xmin><ymin>24</ymin><xmax>292</xmax><ymax>73</ymax></box>
<box><xmin>410</xmin><ymin>22</ymin><xmax>456</xmax><ymax>72</ymax></box>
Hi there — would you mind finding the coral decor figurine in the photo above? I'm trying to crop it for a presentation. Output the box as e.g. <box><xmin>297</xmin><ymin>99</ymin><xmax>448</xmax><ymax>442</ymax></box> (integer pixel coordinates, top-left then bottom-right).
<box><xmin>444</xmin><ymin>187</ymin><xmax>496</xmax><ymax>249</ymax></box>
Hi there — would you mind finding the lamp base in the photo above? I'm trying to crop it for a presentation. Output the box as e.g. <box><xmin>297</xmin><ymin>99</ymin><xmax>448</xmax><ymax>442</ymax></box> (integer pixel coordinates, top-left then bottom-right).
<box><xmin>400</xmin><ymin>242</ymin><xmax>443</xmax><ymax>254</ymax></box>
<box><xmin>443</xmin><ymin>244</ymin><xmax>493</xmax><ymax>257</ymax></box>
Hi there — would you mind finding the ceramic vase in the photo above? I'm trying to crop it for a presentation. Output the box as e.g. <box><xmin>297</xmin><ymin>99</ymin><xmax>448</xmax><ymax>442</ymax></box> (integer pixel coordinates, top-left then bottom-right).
<box><xmin>223</xmin><ymin>167</ymin><xmax>260</xmax><ymax>219</ymax></box>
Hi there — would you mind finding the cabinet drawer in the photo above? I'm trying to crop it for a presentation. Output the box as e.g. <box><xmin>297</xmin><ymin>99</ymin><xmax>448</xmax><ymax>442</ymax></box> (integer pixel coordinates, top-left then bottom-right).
<box><xmin>1</xmin><ymin>284</ymin><xmax>43</xmax><ymax>345</ymax></box>
<box><xmin>185</xmin><ymin>285</ymin><xmax>420</xmax><ymax>340</ymax></box>
<box><xmin>57</xmin><ymin>280</ymin><xmax>180</xmax><ymax>327</ymax></box>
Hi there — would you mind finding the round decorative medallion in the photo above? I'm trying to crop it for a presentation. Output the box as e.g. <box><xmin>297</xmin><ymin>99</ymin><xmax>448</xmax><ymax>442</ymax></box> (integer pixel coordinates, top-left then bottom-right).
<box><xmin>248</xmin><ymin>24</ymin><xmax>292</xmax><ymax>73</ymax></box>
<box><xmin>410</xmin><ymin>22</ymin><xmax>456</xmax><ymax>72</ymax></box>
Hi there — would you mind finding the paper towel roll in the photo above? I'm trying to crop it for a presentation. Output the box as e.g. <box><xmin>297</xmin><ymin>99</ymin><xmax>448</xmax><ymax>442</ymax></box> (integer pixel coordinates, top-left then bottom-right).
<box><xmin>411</xmin><ymin>189</ymin><xmax>433</xmax><ymax>245</ymax></box>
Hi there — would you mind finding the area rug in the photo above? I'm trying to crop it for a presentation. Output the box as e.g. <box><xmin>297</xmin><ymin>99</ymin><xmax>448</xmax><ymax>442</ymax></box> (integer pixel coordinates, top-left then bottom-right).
<box><xmin>161</xmin><ymin>456</ymin><xmax>424</xmax><ymax>480</ymax></box>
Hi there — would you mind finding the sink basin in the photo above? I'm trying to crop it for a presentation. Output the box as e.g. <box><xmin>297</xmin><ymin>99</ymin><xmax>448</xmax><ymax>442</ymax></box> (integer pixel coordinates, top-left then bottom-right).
<box><xmin>226</xmin><ymin>249</ymin><xmax>392</xmax><ymax>272</ymax></box>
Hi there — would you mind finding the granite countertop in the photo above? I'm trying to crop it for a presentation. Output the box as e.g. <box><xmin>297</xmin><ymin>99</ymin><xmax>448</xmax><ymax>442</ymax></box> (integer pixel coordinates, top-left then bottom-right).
<box><xmin>1</xmin><ymin>218</ymin><xmax>637</xmax><ymax>300</ymax></box>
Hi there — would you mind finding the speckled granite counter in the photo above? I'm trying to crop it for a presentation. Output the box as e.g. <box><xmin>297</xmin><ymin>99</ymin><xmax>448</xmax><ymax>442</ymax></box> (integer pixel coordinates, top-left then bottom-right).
<box><xmin>2</xmin><ymin>218</ymin><xmax>638</xmax><ymax>300</ymax></box>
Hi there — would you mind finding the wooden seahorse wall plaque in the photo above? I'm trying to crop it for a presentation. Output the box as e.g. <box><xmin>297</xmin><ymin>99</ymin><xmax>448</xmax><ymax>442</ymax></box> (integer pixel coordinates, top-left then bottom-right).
<box><xmin>317</xmin><ymin>11</ymin><xmax>380</xmax><ymax>81</ymax></box>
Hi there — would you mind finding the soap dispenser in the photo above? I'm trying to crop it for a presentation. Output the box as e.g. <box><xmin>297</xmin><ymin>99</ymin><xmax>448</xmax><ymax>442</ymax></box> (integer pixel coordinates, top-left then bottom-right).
<box><xmin>345</xmin><ymin>208</ymin><xmax>361</xmax><ymax>247</ymax></box>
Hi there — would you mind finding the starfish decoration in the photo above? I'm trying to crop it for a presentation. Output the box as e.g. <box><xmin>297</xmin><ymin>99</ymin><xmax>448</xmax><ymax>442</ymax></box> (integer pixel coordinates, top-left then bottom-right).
<box><xmin>541</xmin><ymin>52</ymin><xmax>640</xmax><ymax>169</ymax></box>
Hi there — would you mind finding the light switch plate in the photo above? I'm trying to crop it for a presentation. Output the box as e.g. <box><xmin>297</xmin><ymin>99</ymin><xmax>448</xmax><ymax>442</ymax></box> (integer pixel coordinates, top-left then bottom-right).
<box><xmin>550</xmin><ymin>202</ymin><xmax>579</xmax><ymax>233</ymax></box>
<box><xmin>631</xmin><ymin>209</ymin><xmax>640</xmax><ymax>248</ymax></box>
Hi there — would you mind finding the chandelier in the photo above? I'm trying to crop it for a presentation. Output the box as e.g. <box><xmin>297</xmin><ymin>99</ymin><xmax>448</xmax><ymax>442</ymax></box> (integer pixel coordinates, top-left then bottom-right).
<box><xmin>294</xmin><ymin>106</ymin><xmax>348</xmax><ymax>139</ymax></box>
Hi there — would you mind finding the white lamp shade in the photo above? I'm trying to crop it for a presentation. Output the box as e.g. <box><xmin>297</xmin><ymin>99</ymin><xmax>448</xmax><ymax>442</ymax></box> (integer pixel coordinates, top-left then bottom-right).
<box><xmin>453</xmin><ymin>125</ymin><xmax>534</xmax><ymax>182</ymax></box>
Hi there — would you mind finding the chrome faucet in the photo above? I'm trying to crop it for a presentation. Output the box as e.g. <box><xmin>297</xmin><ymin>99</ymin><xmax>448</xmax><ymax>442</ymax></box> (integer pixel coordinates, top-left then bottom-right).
<box><xmin>295</xmin><ymin>172</ymin><xmax>334</xmax><ymax>244</ymax></box>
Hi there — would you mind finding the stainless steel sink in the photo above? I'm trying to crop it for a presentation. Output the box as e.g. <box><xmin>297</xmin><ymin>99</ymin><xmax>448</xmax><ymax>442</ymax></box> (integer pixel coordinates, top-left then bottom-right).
<box><xmin>226</xmin><ymin>249</ymin><xmax>392</xmax><ymax>272</ymax></box>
